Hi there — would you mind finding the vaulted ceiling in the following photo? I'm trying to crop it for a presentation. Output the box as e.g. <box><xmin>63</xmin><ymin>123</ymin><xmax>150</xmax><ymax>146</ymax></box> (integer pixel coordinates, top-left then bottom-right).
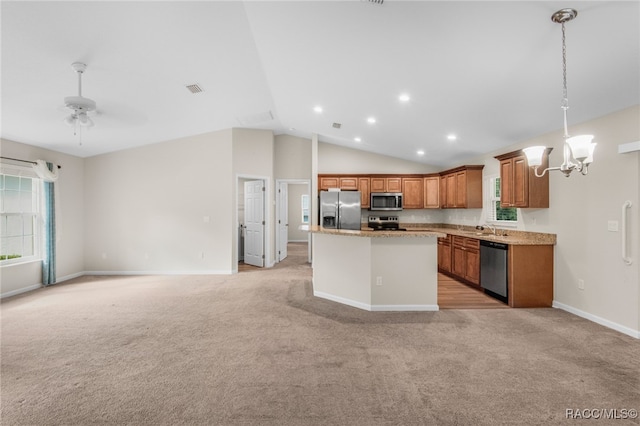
<box><xmin>2</xmin><ymin>1</ymin><xmax>638</xmax><ymax>167</ymax></box>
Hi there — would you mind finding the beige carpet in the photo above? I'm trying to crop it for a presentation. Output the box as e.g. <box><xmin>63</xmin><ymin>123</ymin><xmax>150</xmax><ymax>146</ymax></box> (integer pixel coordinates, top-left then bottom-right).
<box><xmin>1</xmin><ymin>243</ymin><xmax>639</xmax><ymax>425</ymax></box>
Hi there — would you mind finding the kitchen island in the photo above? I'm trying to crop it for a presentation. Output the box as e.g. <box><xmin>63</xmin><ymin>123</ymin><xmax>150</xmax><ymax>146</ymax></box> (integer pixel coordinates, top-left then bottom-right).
<box><xmin>310</xmin><ymin>226</ymin><xmax>446</xmax><ymax>311</ymax></box>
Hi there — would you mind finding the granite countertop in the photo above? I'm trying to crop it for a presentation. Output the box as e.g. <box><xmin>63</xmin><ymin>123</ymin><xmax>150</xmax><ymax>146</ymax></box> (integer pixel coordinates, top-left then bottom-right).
<box><xmin>308</xmin><ymin>225</ymin><xmax>446</xmax><ymax>239</ymax></box>
<box><xmin>402</xmin><ymin>224</ymin><xmax>556</xmax><ymax>245</ymax></box>
<box><xmin>309</xmin><ymin>224</ymin><xmax>556</xmax><ymax>245</ymax></box>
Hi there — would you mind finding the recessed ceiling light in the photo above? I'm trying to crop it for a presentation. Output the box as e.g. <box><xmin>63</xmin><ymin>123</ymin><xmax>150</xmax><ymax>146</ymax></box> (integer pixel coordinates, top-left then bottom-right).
<box><xmin>367</xmin><ymin>117</ymin><xmax>376</xmax><ymax>124</ymax></box>
<box><xmin>313</xmin><ymin>106</ymin><xmax>323</xmax><ymax>113</ymax></box>
<box><xmin>417</xmin><ymin>150</ymin><xmax>425</xmax><ymax>155</ymax></box>
<box><xmin>399</xmin><ymin>93</ymin><xmax>410</xmax><ymax>102</ymax></box>
<box><xmin>354</xmin><ymin>137</ymin><xmax>362</xmax><ymax>142</ymax></box>
<box><xmin>447</xmin><ymin>134</ymin><xmax>457</xmax><ymax>141</ymax></box>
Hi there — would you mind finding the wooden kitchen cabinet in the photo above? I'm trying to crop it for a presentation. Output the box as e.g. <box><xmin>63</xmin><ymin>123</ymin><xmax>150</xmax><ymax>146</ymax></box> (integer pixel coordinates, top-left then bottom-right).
<box><xmin>319</xmin><ymin>176</ymin><xmax>340</xmax><ymax>191</ymax></box>
<box><xmin>439</xmin><ymin>175</ymin><xmax>447</xmax><ymax>208</ymax></box>
<box><xmin>423</xmin><ymin>175</ymin><xmax>440</xmax><ymax>208</ymax></box>
<box><xmin>437</xmin><ymin>235</ymin><xmax>451</xmax><ymax>273</ymax></box>
<box><xmin>318</xmin><ymin>175</ymin><xmax>360</xmax><ymax>191</ymax></box>
<box><xmin>371</xmin><ymin>177</ymin><xmax>401</xmax><ymax>193</ymax></box>
<box><xmin>451</xmin><ymin>236</ymin><xmax>480</xmax><ymax>286</ymax></box>
<box><xmin>402</xmin><ymin>177</ymin><xmax>424</xmax><ymax>209</ymax></box>
<box><xmin>358</xmin><ymin>177</ymin><xmax>370</xmax><ymax>208</ymax></box>
<box><xmin>495</xmin><ymin>149</ymin><xmax>551</xmax><ymax>208</ymax></box>
<box><xmin>508</xmin><ymin>245</ymin><xmax>554</xmax><ymax>308</ymax></box>
<box><xmin>338</xmin><ymin>177</ymin><xmax>359</xmax><ymax>191</ymax></box>
<box><xmin>440</xmin><ymin>166</ymin><xmax>483</xmax><ymax>208</ymax></box>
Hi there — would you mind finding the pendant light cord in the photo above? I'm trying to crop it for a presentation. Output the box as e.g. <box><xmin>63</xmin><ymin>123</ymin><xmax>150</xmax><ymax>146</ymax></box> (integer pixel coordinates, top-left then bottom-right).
<box><xmin>561</xmin><ymin>22</ymin><xmax>570</xmax><ymax>139</ymax></box>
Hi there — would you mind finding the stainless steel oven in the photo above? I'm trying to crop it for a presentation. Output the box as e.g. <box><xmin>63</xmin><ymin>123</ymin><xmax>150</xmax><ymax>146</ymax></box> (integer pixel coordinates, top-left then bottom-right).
<box><xmin>370</xmin><ymin>192</ymin><xmax>403</xmax><ymax>211</ymax></box>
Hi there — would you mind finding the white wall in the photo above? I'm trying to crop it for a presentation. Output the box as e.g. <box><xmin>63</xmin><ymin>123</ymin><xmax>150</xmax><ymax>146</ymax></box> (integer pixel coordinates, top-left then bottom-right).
<box><xmin>274</xmin><ymin>134</ymin><xmax>312</xmax><ymax>179</ymax></box>
<box><xmin>446</xmin><ymin>106</ymin><xmax>640</xmax><ymax>336</ymax></box>
<box><xmin>0</xmin><ymin>138</ymin><xmax>85</xmax><ymax>296</ymax></box>
<box><xmin>84</xmin><ymin>130</ymin><xmax>234</xmax><ymax>274</ymax></box>
<box><xmin>319</xmin><ymin>142</ymin><xmax>441</xmax><ymax>174</ymax></box>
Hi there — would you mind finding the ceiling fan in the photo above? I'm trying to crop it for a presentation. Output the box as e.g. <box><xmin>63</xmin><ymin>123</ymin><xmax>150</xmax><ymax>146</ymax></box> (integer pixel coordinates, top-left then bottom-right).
<box><xmin>63</xmin><ymin>62</ymin><xmax>96</xmax><ymax>134</ymax></box>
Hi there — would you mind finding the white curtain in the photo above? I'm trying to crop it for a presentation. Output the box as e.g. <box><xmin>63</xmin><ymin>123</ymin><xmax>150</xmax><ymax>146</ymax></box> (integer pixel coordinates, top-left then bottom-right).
<box><xmin>31</xmin><ymin>160</ymin><xmax>59</xmax><ymax>182</ymax></box>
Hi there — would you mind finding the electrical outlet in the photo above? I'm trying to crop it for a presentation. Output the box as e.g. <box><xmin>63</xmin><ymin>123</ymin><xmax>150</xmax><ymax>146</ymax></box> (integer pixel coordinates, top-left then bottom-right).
<box><xmin>607</xmin><ymin>220</ymin><xmax>619</xmax><ymax>232</ymax></box>
<box><xmin>376</xmin><ymin>276</ymin><xmax>383</xmax><ymax>286</ymax></box>
<box><xmin>578</xmin><ymin>279</ymin><xmax>585</xmax><ymax>290</ymax></box>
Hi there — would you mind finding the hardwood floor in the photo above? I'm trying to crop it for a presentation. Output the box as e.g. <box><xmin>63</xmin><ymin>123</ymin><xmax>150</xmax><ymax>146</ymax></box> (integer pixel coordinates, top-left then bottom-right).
<box><xmin>438</xmin><ymin>273</ymin><xmax>508</xmax><ymax>309</ymax></box>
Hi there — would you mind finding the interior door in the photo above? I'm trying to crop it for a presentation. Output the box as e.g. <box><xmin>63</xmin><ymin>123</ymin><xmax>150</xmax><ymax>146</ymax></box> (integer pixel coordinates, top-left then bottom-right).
<box><xmin>244</xmin><ymin>180</ymin><xmax>264</xmax><ymax>267</ymax></box>
<box><xmin>277</xmin><ymin>182</ymin><xmax>288</xmax><ymax>262</ymax></box>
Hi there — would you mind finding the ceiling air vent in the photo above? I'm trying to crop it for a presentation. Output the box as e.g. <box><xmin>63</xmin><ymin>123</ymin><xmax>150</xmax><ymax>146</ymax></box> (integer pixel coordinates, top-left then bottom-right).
<box><xmin>362</xmin><ymin>0</ymin><xmax>384</xmax><ymax>5</ymax></box>
<box><xmin>185</xmin><ymin>83</ymin><xmax>203</xmax><ymax>94</ymax></box>
<box><xmin>332</xmin><ymin>122</ymin><xmax>342</xmax><ymax>129</ymax></box>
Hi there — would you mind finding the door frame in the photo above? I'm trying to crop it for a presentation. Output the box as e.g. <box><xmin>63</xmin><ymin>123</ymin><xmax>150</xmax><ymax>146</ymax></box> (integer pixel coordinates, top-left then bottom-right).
<box><xmin>236</xmin><ymin>174</ymin><xmax>271</xmax><ymax>271</ymax></box>
<box><xmin>275</xmin><ymin>179</ymin><xmax>310</xmax><ymax>264</ymax></box>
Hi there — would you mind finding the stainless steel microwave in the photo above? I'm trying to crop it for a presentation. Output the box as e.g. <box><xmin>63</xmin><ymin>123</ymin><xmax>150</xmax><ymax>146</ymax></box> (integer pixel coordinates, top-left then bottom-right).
<box><xmin>370</xmin><ymin>192</ymin><xmax>403</xmax><ymax>211</ymax></box>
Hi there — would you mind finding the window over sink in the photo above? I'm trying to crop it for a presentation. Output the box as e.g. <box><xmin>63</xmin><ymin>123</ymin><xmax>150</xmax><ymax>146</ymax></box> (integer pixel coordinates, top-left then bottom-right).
<box><xmin>488</xmin><ymin>177</ymin><xmax>517</xmax><ymax>223</ymax></box>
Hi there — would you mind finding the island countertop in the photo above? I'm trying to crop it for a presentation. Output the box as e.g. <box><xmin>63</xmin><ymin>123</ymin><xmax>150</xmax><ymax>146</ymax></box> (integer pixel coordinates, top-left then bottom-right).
<box><xmin>309</xmin><ymin>225</ymin><xmax>447</xmax><ymax>239</ymax></box>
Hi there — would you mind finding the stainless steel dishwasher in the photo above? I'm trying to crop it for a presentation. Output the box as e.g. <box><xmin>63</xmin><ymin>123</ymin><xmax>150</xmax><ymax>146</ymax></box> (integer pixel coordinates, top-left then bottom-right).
<box><xmin>480</xmin><ymin>240</ymin><xmax>508</xmax><ymax>303</ymax></box>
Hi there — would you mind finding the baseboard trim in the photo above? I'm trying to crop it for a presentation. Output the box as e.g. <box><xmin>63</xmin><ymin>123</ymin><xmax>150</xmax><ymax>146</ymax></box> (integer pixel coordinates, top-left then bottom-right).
<box><xmin>1</xmin><ymin>284</ymin><xmax>42</xmax><ymax>299</ymax></box>
<box><xmin>57</xmin><ymin>272</ymin><xmax>85</xmax><ymax>283</ymax></box>
<box><xmin>314</xmin><ymin>291</ymin><xmax>371</xmax><ymax>311</ymax></box>
<box><xmin>552</xmin><ymin>300</ymin><xmax>640</xmax><ymax>339</ymax></box>
<box><xmin>371</xmin><ymin>304</ymin><xmax>439</xmax><ymax>312</ymax></box>
<box><xmin>83</xmin><ymin>270</ymin><xmax>234</xmax><ymax>276</ymax></box>
<box><xmin>313</xmin><ymin>291</ymin><xmax>439</xmax><ymax>312</ymax></box>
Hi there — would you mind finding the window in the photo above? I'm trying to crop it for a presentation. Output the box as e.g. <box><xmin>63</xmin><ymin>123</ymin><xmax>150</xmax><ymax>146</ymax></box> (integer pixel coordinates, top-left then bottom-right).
<box><xmin>301</xmin><ymin>194</ymin><xmax>309</xmax><ymax>224</ymax></box>
<box><xmin>488</xmin><ymin>177</ymin><xmax>517</xmax><ymax>223</ymax></box>
<box><xmin>0</xmin><ymin>173</ymin><xmax>41</xmax><ymax>264</ymax></box>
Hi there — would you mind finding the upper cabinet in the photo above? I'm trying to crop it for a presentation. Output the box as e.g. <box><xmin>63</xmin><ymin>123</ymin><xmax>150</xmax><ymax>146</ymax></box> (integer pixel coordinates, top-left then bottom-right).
<box><xmin>318</xmin><ymin>168</ymin><xmax>482</xmax><ymax>210</ymax></box>
<box><xmin>371</xmin><ymin>177</ymin><xmax>401</xmax><ymax>193</ymax></box>
<box><xmin>401</xmin><ymin>177</ymin><xmax>424</xmax><ymax>209</ymax></box>
<box><xmin>495</xmin><ymin>149</ymin><xmax>551</xmax><ymax>208</ymax></box>
<box><xmin>358</xmin><ymin>177</ymin><xmax>370</xmax><ymax>208</ymax></box>
<box><xmin>423</xmin><ymin>175</ymin><xmax>440</xmax><ymax>209</ymax></box>
<box><xmin>439</xmin><ymin>166</ymin><xmax>484</xmax><ymax>209</ymax></box>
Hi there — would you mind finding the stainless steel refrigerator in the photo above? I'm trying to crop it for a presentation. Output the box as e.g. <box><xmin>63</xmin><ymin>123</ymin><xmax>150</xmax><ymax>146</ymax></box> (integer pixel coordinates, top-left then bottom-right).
<box><xmin>319</xmin><ymin>191</ymin><xmax>362</xmax><ymax>230</ymax></box>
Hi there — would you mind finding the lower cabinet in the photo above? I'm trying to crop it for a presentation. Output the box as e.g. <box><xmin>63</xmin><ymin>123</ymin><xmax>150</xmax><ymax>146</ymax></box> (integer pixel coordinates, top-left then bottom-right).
<box><xmin>451</xmin><ymin>236</ymin><xmax>480</xmax><ymax>286</ymax></box>
<box><xmin>437</xmin><ymin>235</ymin><xmax>452</xmax><ymax>273</ymax></box>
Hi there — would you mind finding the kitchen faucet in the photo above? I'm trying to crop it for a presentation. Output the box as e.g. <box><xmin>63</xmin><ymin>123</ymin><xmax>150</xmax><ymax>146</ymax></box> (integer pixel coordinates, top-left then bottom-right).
<box><xmin>476</xmin><ymin>224</ymin><xmax>497</xmax><ymax>235</ymax></box>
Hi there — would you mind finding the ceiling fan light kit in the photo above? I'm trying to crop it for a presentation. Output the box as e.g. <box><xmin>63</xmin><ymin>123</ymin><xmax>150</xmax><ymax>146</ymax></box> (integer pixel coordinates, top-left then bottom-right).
<box><xmin>63</xmin><ymin>62</ymin><xmax>96</xmax><ymax>134</ymax></box>
<box><xmin>523</xmin><ymin>8</ymin><xmax>597</xmax><ymax>178</ymax></box>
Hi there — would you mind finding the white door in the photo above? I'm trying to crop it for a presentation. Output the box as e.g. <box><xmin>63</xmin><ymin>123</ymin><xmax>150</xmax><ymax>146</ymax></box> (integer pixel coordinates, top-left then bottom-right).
<box><xmin>244</xmin><ymin>180</ymin><xmax>264</xmax><ymax>267</ymax></box>
<box><xmin>277</xmin><ymin>182</ymin><xmax>288</xmax><ymax>262</ymax></box>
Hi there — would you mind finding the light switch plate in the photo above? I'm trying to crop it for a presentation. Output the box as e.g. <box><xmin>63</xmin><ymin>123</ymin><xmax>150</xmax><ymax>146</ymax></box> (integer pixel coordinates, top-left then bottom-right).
<box><xmin>607</xmin><ymin>220</ymin><xmax>619</xmax><ymax>232</ymax></box>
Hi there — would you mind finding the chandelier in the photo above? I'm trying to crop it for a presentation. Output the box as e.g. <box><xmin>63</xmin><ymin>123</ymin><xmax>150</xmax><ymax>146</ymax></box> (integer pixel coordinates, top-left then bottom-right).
<box><xmin>523</xmin><ymin>9</ymin><xmax>596</xmax><ymax>177</ymax></box>
<box><xmin>63</xmin><ymin>62</ymin><xmax>96</xmax><ymax>135</ymax></box>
